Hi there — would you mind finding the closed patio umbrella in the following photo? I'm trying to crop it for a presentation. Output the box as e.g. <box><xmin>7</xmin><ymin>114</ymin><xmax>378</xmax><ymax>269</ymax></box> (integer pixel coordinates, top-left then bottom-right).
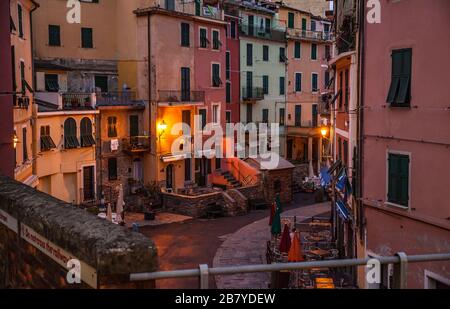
<box><xmin>106</xmin><ymin>203</ymin><xmax>112</xmax><ymax>222</ymax></box>
<box><xmin>288</xmin><ymin>232</ymin><xmax>304</xmax><ymax>262</ymax></box>
<box><xmin>279</xmin><ymin>224</ymin><xmax>291</xmax><ymax>253</ymax></box>
<box><xmin>269</xmin><ymin>202</ymin><xmax>276</xmax><ymax>226</ymax></box>
<box><xmin>116</xmin><ymin>184</ymin><xmax>124</xmax><ymax>224</ymax></box>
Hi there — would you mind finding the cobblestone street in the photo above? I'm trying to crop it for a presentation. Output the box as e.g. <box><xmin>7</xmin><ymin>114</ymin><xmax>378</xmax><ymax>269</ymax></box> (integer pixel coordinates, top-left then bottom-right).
<box><xmin>139</xmin><ymin>193</ymin><xmax>327</xmax><ymax>289</ymax></box>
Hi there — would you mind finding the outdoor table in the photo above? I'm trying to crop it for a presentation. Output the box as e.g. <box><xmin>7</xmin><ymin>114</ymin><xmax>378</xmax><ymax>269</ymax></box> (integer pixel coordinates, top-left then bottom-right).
<box><xmin>316</xmin><ymin>282</ymin><xmax>335</xmax><ymax>289</ymax></box>
<box><xmin>308</xmin><ymin>248</ymin><xmax>332</xmax><ymax>259</ymax></box>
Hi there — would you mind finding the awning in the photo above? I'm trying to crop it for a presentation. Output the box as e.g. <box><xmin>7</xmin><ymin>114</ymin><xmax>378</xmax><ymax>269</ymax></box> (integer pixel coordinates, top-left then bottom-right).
<box><xmin>161</xmin><ymin>153</ymin><xmax>187</xmax><ymax>163</ymax></box>
<box><xmin>24</xmin><ymin>175</ymin><xmax>39</xmax><ymax>188</ymax></box>
<box><xmin>336</xmin><ymin>200</ymin><xmax>351</xmax><ymax>221</ymax></box>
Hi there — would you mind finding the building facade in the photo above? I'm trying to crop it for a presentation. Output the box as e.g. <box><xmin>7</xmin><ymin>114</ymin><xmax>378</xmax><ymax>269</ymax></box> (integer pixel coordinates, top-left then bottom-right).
<box><xmin>11</xmin><ymin>0</ymin><xmax>39</xmax><ymax>187</ymax></box>
<box><xmin>0</xmin><ymin>0</ymin><xmax>15</xmax><ymax>178</ymax></box>
<box><xmin>362</xmin><ymin>0</ymin><xmax>450</xmax><ymax>289</ymax></box>
<box><xmin>279</xmin><ymin>4</ymin><xmax>333</xmax><ymax>180</ymax></box>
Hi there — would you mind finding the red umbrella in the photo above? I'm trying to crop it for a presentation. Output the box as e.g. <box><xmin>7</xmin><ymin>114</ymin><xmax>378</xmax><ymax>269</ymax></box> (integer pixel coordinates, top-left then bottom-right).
<box><xmin>288</xmin><ymin>232</ymin><xmax>304</xmax><ymax>262</ymax></box>
<box><xmin>268</xmin><ymin>202</ymin><xmax>276</xmax><ymax>226</ymax></box>
<box><xmin>279</xmin><ymin>224</ymin><xmax>292</xmax><ymax>253</ymax></box>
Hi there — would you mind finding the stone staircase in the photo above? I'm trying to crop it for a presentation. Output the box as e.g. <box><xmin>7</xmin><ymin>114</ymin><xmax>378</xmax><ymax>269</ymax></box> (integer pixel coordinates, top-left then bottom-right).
<box><xmin>221</xmin><ymin>170</ymin><xmax>241</xmax><ymax>188</ymax></box>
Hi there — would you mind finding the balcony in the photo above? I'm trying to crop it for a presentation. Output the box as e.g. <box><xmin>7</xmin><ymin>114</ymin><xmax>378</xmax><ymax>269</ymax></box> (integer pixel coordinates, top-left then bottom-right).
<box><xmin>13</xmin><ymin>95</ymin><xmax>30</xmax><ymax>110</ymax></box>
<box><xmin>242</xmin><ymin>87</ymin><xmax>264</xmax><ymax>102</ymax></box>
<box><xmin>239</xmin><ymin>23</ymin><xmax>286</xmax><ymax>42</ymax></box>
<box><xmin>62</xmin><ymin>93</ymin><xmax>95</xmax><ymax>110</ymax></box>
<box><xmin>122</xmin><ymin>136</ymin><xmax>151</xmax><ymax>155</ymax></box>
<box><xmin>287</xmin><ymin>121</ymin><xmax>320</xmax><ymax>137</ymax></box>
<box><xmin>287</xmin><ymin>28</ymin><xmax>334</xmax><ymax>42</ymax></box>
<box><xmin>157</xmin><ymin>90</ymin><xmax>205</xmax><ymax>106</ymax></box>
<box><xmin>96</xmin><ymin>91</ymin><xmax>138</xmax><ymax>107</ymax></box>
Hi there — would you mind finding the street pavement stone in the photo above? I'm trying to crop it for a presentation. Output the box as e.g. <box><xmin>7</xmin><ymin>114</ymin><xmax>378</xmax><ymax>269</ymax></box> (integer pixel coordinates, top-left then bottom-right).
<box><xmin>213</xmin><ymin>202</ymin><xmax>330</xmax><ymax>289</ymax></box>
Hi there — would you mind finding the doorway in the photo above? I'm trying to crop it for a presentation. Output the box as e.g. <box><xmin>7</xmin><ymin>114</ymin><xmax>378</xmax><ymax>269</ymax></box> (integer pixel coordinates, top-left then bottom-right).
<box><xmin>166</xmin><ymin>164</ymin><xmax>174</xmax><ymax>189</ymax></box>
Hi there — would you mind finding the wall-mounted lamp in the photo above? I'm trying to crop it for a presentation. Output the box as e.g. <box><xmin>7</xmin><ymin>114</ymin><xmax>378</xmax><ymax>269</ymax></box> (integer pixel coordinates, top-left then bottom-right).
<box><xmin>158</xmin><ymin>120</ymin><xmax>168</xmax><ymax>138</ymax></box>
<box><xmin>13</xmin><ymin>134</ymin><xmax>19</xmax><ymax>149</ymax></box>
<box><xmin>321</xmin><ymin>127</ymin><xmax>328</xmax><ymax>138</ymax></box>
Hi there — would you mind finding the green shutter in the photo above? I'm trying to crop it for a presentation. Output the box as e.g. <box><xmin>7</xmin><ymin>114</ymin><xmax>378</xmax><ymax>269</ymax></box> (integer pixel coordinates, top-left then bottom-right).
<box><xmin>295</xmin><ymin>42</ymin><xmax>301</xmax><ymax>58</ymax></box>
<box><xmin>311</xmin><ymin>44</ymin><xmax>317</xmax><ymax>60</ymax></box>
<box><xmin>388</xmin><ymin>154</ymin><xmax>409</xmax><ymax>206</ymax></box>
<box><xmin>288</xmin><ymin>12</ymin><xmax>295</xmax><ymax>28</ymax></box>
<box><xmin>398</xmin><ymin>155</ymin><xmax>410</xmax><ymax>206</ymax></box>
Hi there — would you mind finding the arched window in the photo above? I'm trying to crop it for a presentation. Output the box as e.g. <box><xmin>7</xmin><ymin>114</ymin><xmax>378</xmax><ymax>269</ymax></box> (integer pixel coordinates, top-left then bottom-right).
<box><xmin>80</xmin><ymin>117</ymin><xmax>95</xmax><ymax>147</ymax></box>
<box><xmin>64</xmin><ymin>117</ymin><xmax>79</xmax><ymax>149</ymax></box>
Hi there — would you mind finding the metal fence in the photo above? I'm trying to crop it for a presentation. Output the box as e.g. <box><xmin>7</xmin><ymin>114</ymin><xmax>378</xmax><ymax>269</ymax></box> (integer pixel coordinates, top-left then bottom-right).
<box><xmin>130</xmin><ymin>252</ymin><xmax>450</xmax><ymax>289</ymax></box>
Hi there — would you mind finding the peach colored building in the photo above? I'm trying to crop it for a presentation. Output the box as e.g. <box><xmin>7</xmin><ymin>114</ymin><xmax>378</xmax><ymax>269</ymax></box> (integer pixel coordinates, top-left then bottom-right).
<box><xmin>11</xmin><ymin>0</ymin><xmax>39</xmax><ymax>187</ymax></box>
<box><xmin>362</xmin><ymin>0</ymin><xmax>450</xmax><ymax>289</ymax></box>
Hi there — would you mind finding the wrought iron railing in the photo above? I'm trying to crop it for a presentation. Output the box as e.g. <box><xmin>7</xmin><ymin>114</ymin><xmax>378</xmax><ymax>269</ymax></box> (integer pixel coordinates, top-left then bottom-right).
<box><xmin>239</xmin><ymin>23</ymin><xmax>286</xmax><ymax>42</ymax></box>
<box><xmin>242</xmin><ymin>87</ymin><xmax>264</xmax><ymax>101</ymax></box>
<box><xmin>122</xmin><ymin>136</ymin><xmax>151</xmax><ymax>153</ymax></box>
<box><xmin>130</xmin><ymin>252</ymin><xmax>450</xmax><ymax>289</ymax></box>
<box><xmin>62</xmin><ymin>93</ymin><xmax>94</xmax><ymax>110</ymax></box>
<box><xmin>158</xmin><ymin>90</ymin><xmax>205</xmax><ymax>103</ymax></box>
<box><xmin>96</xmin><ymin>91</ymin><xmax>137</xmax><ymax>106</ymax></box>
<box><xmin>287</xmin><ymin>28</ymin><xmax>334</xmax><ymax>42</ymax></box>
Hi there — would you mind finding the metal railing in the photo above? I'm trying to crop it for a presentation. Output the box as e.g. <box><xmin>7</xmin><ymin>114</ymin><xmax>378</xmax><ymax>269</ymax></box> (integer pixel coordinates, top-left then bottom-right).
<box><xmin>158</xmin><ymin>90</ymin><xmax>205</xmax><ymax>103</ymax></box>
<box><xmin>239</xmin><ymin>24</ymin><xmax>286</xmax><ymax>42</ymax></box>
<box><xmin>96</xmin><ymin>91</ymin><xmax>137</xmax><ymax>106</ymax></box>
<box><xmin>130</xmin><ymin>252</ymin><xmax>450</xmax><ymax>289</ymax></box>
<box><xmin>62</xmin><ymin>93</ymin><xmax>94</xmax><ymax>110</ymax></box>
<box><xmin>287</xmin><ymin>28</ymin><xmax>334</xmax><ymax>42</ymax></box>
<box><xmin>122</xmin><ymin>136</ymin><xmax>151</xmax><ymax>153</ymax></box>
<box><xmin>242</xmin><ymin>87</ymin><xmax>264</xmax><ymax>101</ymax></box>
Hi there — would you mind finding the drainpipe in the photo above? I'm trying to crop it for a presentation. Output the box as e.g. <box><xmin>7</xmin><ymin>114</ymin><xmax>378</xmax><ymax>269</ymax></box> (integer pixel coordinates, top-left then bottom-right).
<box><xmin>147</xmin><ymin>14</ymin><xmax>157</xmax><ymax>184</ymax></box>
<box><xmin>30</xmin><ymin>1</ymin><xmax>39</xmax><ymax>178</ymax></box>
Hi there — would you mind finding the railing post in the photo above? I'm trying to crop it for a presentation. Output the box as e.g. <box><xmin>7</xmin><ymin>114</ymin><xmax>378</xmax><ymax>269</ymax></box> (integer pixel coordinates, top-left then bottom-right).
<box><xmin>393</xmin><ymin>252</ymin><xmax>408</xmax><ymax>289</ymax></box>
<box><xmin>199</xmin><ymin>264</ymin><xmax>209</xmax><ymax>289</ymax></box>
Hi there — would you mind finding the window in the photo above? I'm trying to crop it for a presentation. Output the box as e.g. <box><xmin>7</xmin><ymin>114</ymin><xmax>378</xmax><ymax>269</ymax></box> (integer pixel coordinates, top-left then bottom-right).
<box><xmin>40</xmin><ymin>126</ymin><xmax>56</xmax><ymax>152</ymax></box>
<box><xmin>181</xmin><ymin>23</ymin><xmax>190</xmax><ymax>47</ymax></box>
<box><xmin>338</xmin><ymin>137</ymin><xmax>342</xmax><ymax>160</ymax></box>
<box><xmin>294</xmin><ymin>42</ymin><xmax>301</xmax><ymax>59</ymax></box>
<box><xmin>18</xmin><ymin>4</ymin><xmax>23</xmax><ymax>38</ymax></box>
<box><xmin>195</xmin><ymin>0</ymin><xmax>201</xmax><ymax>16</ymax></box>
<box><xmin>108</xmin><ymin>158</ymin><xmax>118</xmax><ymax>181</ymax></box>
<box><xmin>312</xmin><ymin>73</ymin><xmax>318</xmax><ymax>92</ymax></box>
<box><xmin>288</xmin><ymin>12</ymin><xmax>295</xmax><ymax>29</ymax></box>
<box><xmin>295</xmin><ymin>105</ymin><xmax>301</xmax><ymax>127</ymax></box>
<box><xmin>212</xmin><ymin>30</ymin><xmax>220</xmax><ymax>50</ymax></box>
<box><xmin>80</xmin><ymin>117</ymin><xmax>95</xmax><ymax>147</ymax></box>
<box><xmin>22</xmin><ymin>127</ymin><xmax>27</xmax><ymax>163</ymax></box>
<box><xmin>200</xmin><ymin>28</ymin><xmax>208</xmax><ymax>48</ymax></box>
<box><xmin>262</xmin><ymin>109</ymin><xmax>269</xmax><ymax>124</ymax></box>
<box><xmin>388</xmin><ymin>153</ymin><xmax>410</xmax><ymax>207</ymax></box>
<box><xmin>199</xmin><ymin>109</ymin><xmax>207</xmax><ymax>129</ymax></box>
<box><xmin>301</xmin><ymin>18</ymin><xmax>307</xmax><ymax>30</ymax></box>
<box><xmin>311</xmin><ymin>20</ymin><xmax>316</xmax><ymax>31</ymax></box>
<box><xmin>226</xmin><ymin>111</ymin><xmax>231</xmax><ymax>123</ymax></box>
<box><xmin>20</xmin><ymin>61</ymin><xmax>25</xmax><ymax>93</ymax></box>
<box><xmin>339</xmin><ymin>71</ymin><xmax>343</xmax><ymax>108</ymax></box>
<box><xmin>246</xmin><ymin>104</ymin><xmax>252</xmax><ymax>123</ymax></box>
<box><xmin>279</xmin><ymin>76</ymin><xmax>285</xmax><ymax>95</ymax></box>
<box><xmin>248</xmin><ymin>15</ymin><xmax>254</xmax><ymax>36</ymax></box>
<box><xmin>262</xmin><ymin>45</ymin><xmax>269</xmax><ymax>62</ymax></box>
<box><xmin>344</xmin><ymin>69</ymin><xmax>349</xmax><ymax>110</ymax></box>
<box><xmin>212</xmin><ymin>64</ymin><xmax>222</xmax><ymax>87</ymax></box>
<box><xmin>246</xmin><ymin>43</ymin><xmax>253</xmax><ymax>66</ymax></box>
<box><xmin>212</xmin><ymin>105</ymin><xmax>219</xmax><ymax>124</ymax></box>
<box><xmin>279</xmin><ymin>108</ymin><xmax>285</xmax><ymax>126</ymax></box>
<box><xmin>185</xmin><ymin>158</ymin><xmax>191</xmax><ymax>181</ymax></box>
<box><xmin>230</xmin><ymin>20</ymin><xmax>236</xmax><ymax>39</ymax></box>
<box><xmin>45</xmin><ymin>74</ymin><xmax>59</xmax><ymax>92</ymax></box>
<box><xmin>387</xmin><ymin>48</ymin><xmax>412</xmax><ymax>106</ymax></box>
<box><xmin>95</xmin><ymin>75</ymin><xmax>108</xmax><ymax>93</ymax></box>
<box><xmin>325</xmin><ymin>71</ymin><xmax>330</xmax><ymax>88</ymax></box>
<box><xmin>181</xmin><ymin>67</ymin><xmax>191</xmax><ymax>101</ymax></box>
<box><xmin>312</xmin><ymin>104</ymin><xmax>318</xmax><ymax>127</ymax></box>
<box><xmin>81</xmin><ymin>28</ymin><xmax>93</xmax><ymax>48</ymax></box>
<box><xmin>295</xmin><ymin>73</ymin><xmax>302</xmax><ymax>92</ymax></box>
<box><xmin>165</xmin><ymin>0</ymin><xmax>175</xmax><ymax>11</ymax></box>
<box><xmin>325</xmin><ymin>45</ymin><xmax>331</xmax><ymax>59</ymax></box>
<box><xmin>64</xmin><ymin>118</ymin><xmax>79</xmax><ymax>149</ymax></box>
<box><xmin>279</xmin><ymin>47</ymin><xmax>287</xmax><ymax>63</ymax></box>
<box><xmin>311</xmin><ymin>43</ymin><xmax>317</xmax><ymax>60</ymax></box>
<box><xmin>226</xmin><ymin>51</ymin><xmax>230</xmax><ymax>80</ymax></box>
<box><xmin>107</xmin><ymin>116</ymin><xmax>117</xmax><ymax>137</ymax></box>
<box><xmin>48</xmin><ymin>25</ymin><xmax>61</xmax><ymax>46</ymax></box>
<box><xmin>226</xmin><ymin>82</ymin><xmax>231</xmax><ymax>103</ymax></box>
<box><xmin>265</xmin><ymin>18</ymin><xmax>271</xmax><ymax>33</ymax></box>
<box><xmin>263</xmin><ymin>75</ymin><xmax>269</xmax><ymax>95</ymax></box>
<box><xmin>343</xmin><ymin>139</ymin><xmax>348</xmax><ymax>165</ymax></box>
<box><xmin>130</xmin><ymin>115</ymin><xmax>139</xmax><ymax>137</ymax></box>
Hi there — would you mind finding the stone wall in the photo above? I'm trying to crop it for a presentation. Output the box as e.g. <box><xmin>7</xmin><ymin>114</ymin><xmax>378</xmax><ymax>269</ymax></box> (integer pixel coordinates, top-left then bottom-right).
<box><xmin>0</xmin><ymin>176</ymin><xmax>157</xmax><ymax>289</ymax></box>
<box><xmin>162</xmin><ymin>191</ymin><xmax>226</xmax><ymax>218</ymax></box>
<box><xmin>293</xmin><ymin>163</ymin><xmax>309</xmax><ymax>188</ymax></box>
<box><xmin>262</xmin><ymin>169</ymin><xmax>294</xmax><ymax>204</ymax></box>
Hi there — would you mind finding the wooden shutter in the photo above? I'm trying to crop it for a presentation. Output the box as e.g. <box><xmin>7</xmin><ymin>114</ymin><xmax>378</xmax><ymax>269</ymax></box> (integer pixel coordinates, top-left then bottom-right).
<box><xmin>295</xmin><ymin>73</ymin><xmax>302</xmax><ymax>92</ymax></box>
<box><xmin>247</xmin><ymin>43</ymin><xmax>253</xmax><ymax>66</ymax></box>
<box><xmin>295</xmin><ymin>105</ymin><xmax>301</xmax><ymax>126</ymax></box>
<box><xmin>388</xmin><ymin>154</ymin><xmax>409</xmax><ymax>206</ymax></box>
<box><xmin>226</xmin><ymin>82</ymin><xmax>231</xmax><ymax>103</ymax></box>
<box><xmin>263</xmin><ymin>45</ymin><xmax>269</xmax><ymax>61</ymax></box>
<box><xmin>263</xmin><ymin>75</ymin><xmax>269</xmax><ymax>94</ymax></box>
<box><xmin>397</xmin><ymin>49</ymin><xmax>412</xmax><ymax>104</ymax></box>
<box><xmin>181</xmin><ymin>67</ymin><xmax>190</xmax><ymax>100</ymax></box>
<box><xmin>130</xmin><ymin>115</ymin><xmax>139</xmax><ymax>137</ymax></box>
<box><xmin>226</xmin><ymin>52</ymin><xmax>230</xmax><ymax>79</ymax></box>
<box><xmin>311</xmin><ymin>44</ymin><xmax>317</xmax><ymax>60</ymax></box>
<box><xmin>312</xmin><ymin>104</ymin><xmax>318</xmax><ymax>127</ymax></box>
<box><xmin>185</xmin><ymin>158</ymin><xmax>191</xmax><ymax>181</ymax></box>
<box><xmin>181</xmin><ymin>23</ymin><xmax>190</xmax><ymax>47</ymax></box>
<box><xmin>288</xmin><ymin>12</ymin><xmax>295</xmax><ymax>28</ymax></box>
<box><xmin>280</xmin><ymin>76</ymin><xmax>285</xmax><ymax>95</ymax></box>
<box><xmin>295</xmin><ymin>42</ymin><xmax>301</xmax><ymax>58</ymax></box>
<box><xmin>81</xmin><ymin>28</ymin><xmax>93</xmax><ymax>48</ymax></box>
<box><xmin>246</xmin><ymin>71</ymin><xmax>253</xmax><ymax>98</ymax></box>
<box><xmin>49</xmin><ymin>25</ymin><xmax>60</xmax><ymax>46</ymax></box>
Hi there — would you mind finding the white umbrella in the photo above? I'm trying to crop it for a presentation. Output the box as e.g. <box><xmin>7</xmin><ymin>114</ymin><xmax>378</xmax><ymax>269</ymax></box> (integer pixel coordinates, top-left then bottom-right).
<box><xmin>308</xmin><ymin>161</ymin><xmax>315</xmax><ymax>178</ymax></box>
<box><xmin>106</xmin><ymin>203</ymin><xmax>112</xmax><ymax>222</ymax></box>
<box><xmin>116</xmin><ymin>184</ymin><xmax>124</xmax><ymax>224</ymax></box>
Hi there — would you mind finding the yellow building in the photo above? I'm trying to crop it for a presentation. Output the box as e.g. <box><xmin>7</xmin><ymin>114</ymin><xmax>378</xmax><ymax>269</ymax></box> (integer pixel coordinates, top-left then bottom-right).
<box><xmin>10</xmin><ymin>0</ymin><xmax>39</xmax><ymax>187</ymax></box>
<box><xmin>34</xmin><ymin>97</ymin><xmax>98</xmax><ymax>205</ymax></box>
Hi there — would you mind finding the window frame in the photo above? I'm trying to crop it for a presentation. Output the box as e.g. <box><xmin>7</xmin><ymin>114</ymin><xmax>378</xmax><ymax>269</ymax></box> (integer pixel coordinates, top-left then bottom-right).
<box><xmin>387</xmin><ymin>48</ymin><xmax>412</xmax><ymax>107</ymax></box>
<box><xmin>295</xmin><ymin>72</ymin><xmax>302</xmax><ymax>92</ymax></box>
<box><xmin>262</xmin><ymin>45</ymin><xmax>269</xmax><ymax>62</ymax></box>
<box><xmin>211</xmin><ymin>63</ymin><xmax>222</xmax><ymax>88</ymax></box>
<box><xmin>81</xmin><ymin>27</ymin><xmax>93</xmax><ymax>49</ymax></box>
<box><xmin>107</xmin><ymin>116</ymin><xmax>118</xmax><ymax>138</ymax></box>
<box><xmin>312</xmin><ymin>72</ymin><xmax>319</xmax><ymax>93</ymax></box>
<box><xmin>181</xmin><ymin>22</ymin><xmax>190</xmax><ymax>47</ymax></box>
<box><xmin>211</xmin><ymin>29</ymin><xmax>221</xmax><ymax>50</ymax></box>
<box><xmin>199</xmin><ymin>27</ymin><xmax>209</xmax><ymax>49</ymax></box>
<box><xmin>311</xmin><ymin>43</ymin><xmax>317</xmax><ymax>60</ymax></box>
<box><xmin>48</xmin><ymin>25</ymin><xmax>61</xmax><ymax>47</ymax></box>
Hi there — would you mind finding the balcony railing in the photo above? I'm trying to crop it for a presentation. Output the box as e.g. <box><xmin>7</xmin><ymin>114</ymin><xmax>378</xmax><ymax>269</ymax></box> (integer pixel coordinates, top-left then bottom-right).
<box><xmin>96</xmin><ymin>91</ymin><xmax>137</xmax><ymax>106</ymax></box>
<box><xmin>242</xmin><ymin>87</ymin><xmax>264</xmax><ymax>101</ymax></box>
<box><xmin>287</xmin><ymin>28</ymin><xmax>334</xmax><ymax>42</ymax></box>
<box><xmin>158</xmin><ymin>90</ymin><xmax>205</xmax><ymax>104</ymax></box>
<box><xmin>122</xmin><ymin>136</ymin><xmax>151</xmax><ymax>154</ymax></box>
<box><xmin>289</xmin><ymin>120</ymin><xmax>319</xmax><ymax>129</ymax></box>
<box><xmin>62</xmin><ymin>93</ymin><xmax>95</xmax><ymax>110</ymax></box>
<box><xmin>239</xmin><ymin>23</ymin><xmax>286</xmax><ymax>42</ymax></box>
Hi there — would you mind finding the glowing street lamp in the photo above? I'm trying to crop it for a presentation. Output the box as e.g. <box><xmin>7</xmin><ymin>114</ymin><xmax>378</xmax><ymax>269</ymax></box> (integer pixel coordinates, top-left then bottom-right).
<box><xmin>158</xmin><ymin>120</ymin><xmax>168</xmax><ymax>138</ymax></box>
<box><xmin>321</xmin><ymin>127</ymin><xmax>328</xmax><ymax>138</ymax></box>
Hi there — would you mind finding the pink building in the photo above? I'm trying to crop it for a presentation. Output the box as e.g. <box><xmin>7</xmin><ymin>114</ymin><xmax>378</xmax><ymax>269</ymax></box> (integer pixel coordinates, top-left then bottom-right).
<box><xmin>362</xmin><ymin>0</ymin><xmax>450</xmax><ymax>288</ymax></box>
<box><xmin>0</xmin><ymin>0</ymin><xmax>14</xmax><ymax>178</ymax></box>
